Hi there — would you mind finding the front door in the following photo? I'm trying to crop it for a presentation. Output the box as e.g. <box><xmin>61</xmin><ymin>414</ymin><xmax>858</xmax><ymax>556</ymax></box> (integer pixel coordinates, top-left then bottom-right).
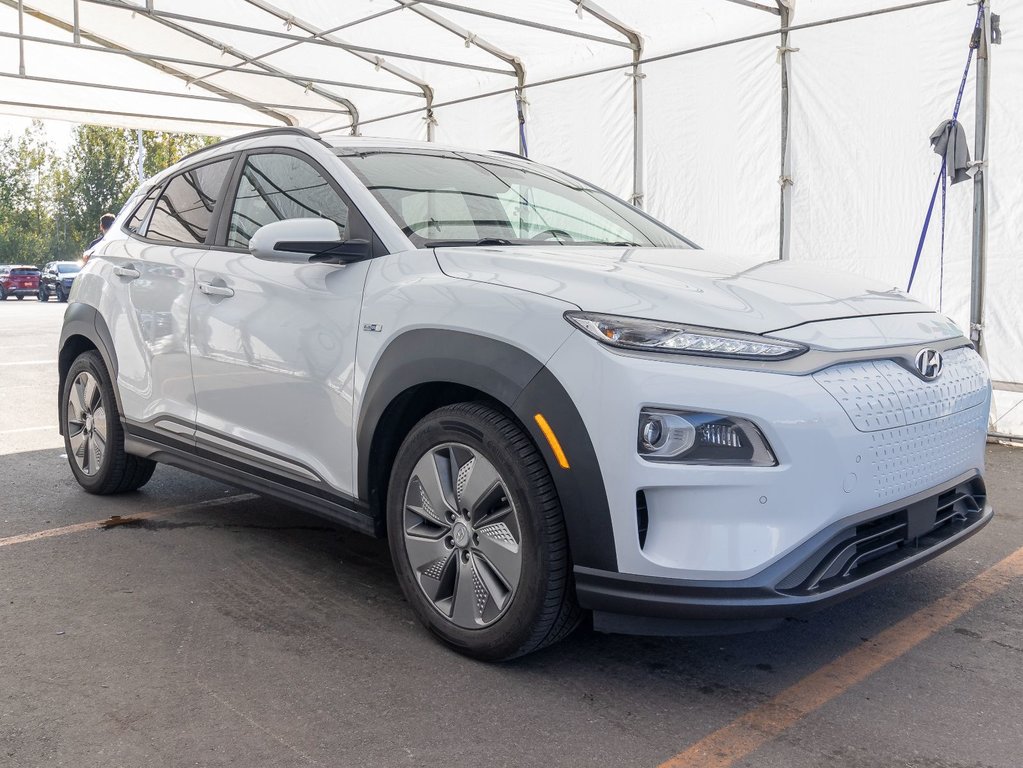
<box><xmin>189</xmin><ymin>150</ymin><xmax>370</xmax><ymax>497</ymax></box>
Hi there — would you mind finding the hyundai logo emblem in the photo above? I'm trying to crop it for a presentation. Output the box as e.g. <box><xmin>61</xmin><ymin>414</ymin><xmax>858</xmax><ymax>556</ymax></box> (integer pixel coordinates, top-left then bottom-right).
<box><xmin>914</xmin><ymin>348</ymin><xmax>943</xmax><ymax>381</ymax></box>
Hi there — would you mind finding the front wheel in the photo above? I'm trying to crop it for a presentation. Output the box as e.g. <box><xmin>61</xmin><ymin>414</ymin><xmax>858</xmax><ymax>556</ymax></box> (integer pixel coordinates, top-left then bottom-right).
<box><xmin>56</xmin><ymin>285</ymin><xmax>67</xmax><ymax>303</ymax></box>
<box><xmin>387</xmin><ymin>402</ymin><xmax>580</xmax><ymax>661</ymax></box>
<box><xmin>37</xmin><ymin>288</ymin><xmax>47</xmax><ymax>302</ymax></box>
<box><xmin>61</xmin><ymin>350</ymin><xmax>156</xmax><ymax>494</ymax></box>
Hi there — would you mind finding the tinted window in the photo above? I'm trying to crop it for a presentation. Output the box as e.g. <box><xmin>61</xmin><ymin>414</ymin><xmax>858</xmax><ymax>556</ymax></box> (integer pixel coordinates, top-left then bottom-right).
<box><xmin>126</xmin><ymin>186</ymin><xmax>162</xmax><ymax>234</ymax></box>
<box><xmin>57</xmin><ymin>264</ymin><xmax>80</xmax><ymax>274</ymax></box>
<box><xmin>11</xmin><ymin>268</ymin><xmax>38</xmax><ymax>276</ymax></box>
<box><xmin>227</xmin><ymin>153</ymin><xmax>348</xmax><ymax>249</ymax></box>
<box><xmin>146</xmin><ymin>159</ymin><xmax>232</xmax><ymax>244</ymax></box>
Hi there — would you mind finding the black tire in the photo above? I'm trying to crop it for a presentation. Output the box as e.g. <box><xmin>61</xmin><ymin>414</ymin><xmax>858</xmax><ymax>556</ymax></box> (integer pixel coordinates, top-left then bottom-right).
<box><xmin>37</xmin><ymin>288</ymin><xmax>47</xmax><ymax>302</ymax></box>
<box><xmin>387</xmin><ymin>402</ymin><xmax>580</xmax><ymax>661</ymax></box>
<box><xmin>15</xmin><ymin>294</ymin><xmax>24</xmax><ymax>300</ymax></box>
<box><xmin>61</xmin><ymin>350</ymin><xmax>157</xmax><ymax>495</ymax></box>
<box><xmin>56</xmin><ymin>285</ymin><xmax>67</xmax><ymax>303</ymax></box>
<box><xmin>0</xmin><ymin>287</ymin><xmax>6</xmax><ymax>300</ymax></box>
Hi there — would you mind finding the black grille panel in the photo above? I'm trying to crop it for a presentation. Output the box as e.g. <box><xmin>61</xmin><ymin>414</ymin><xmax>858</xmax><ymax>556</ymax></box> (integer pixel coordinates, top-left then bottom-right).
<box><xmin>779</xmin><ymin>478</ymin><xmax>986</xmax><ymax>596</ymax></box>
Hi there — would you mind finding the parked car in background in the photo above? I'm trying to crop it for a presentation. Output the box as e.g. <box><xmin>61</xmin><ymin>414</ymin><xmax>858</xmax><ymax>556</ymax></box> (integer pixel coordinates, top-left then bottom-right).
<box><xmin>0</xmin><ymin>265</ymin><xmax>40</xmax><ymax>300</ymax></box>
<box><xmin>38</xmin><ymin>261</ymin><xmax>82</xmax><ymax>302</ymax></box>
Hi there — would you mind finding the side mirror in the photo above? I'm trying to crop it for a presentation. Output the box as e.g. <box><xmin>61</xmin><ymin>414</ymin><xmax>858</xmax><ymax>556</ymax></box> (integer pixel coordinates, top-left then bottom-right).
<box><xmin>249</xmin><ymin>218</ymin><xmax>372</xmax><ymax>265</ymax></box>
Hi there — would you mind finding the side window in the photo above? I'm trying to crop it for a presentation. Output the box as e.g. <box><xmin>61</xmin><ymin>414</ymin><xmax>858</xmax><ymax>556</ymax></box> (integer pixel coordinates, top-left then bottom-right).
<box><xmin>146</xmin><ymin>158</ymin><xmax>232</xmax><ymax>245</ymax></box>
<box><xmin>126</xmin><ymin>186</ymin><xmax>162</xmax><ymax>235</ymax></box>
<box><xmin>227</xmin><ymin>153</ymin><xmax>349</xmax><ymax>249</ymax></box>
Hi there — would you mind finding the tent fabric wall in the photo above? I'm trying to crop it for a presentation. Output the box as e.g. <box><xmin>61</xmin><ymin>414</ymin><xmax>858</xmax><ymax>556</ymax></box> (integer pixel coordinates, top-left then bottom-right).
<box><xmin>643</xmin><ymin>37</ymin><xmax>780</xmax><ymax>258</ymax></box>
<box><xmin>0</xmin><ymin>0</ymin><xmax>1019</xmax><ymax>435</ymax></box>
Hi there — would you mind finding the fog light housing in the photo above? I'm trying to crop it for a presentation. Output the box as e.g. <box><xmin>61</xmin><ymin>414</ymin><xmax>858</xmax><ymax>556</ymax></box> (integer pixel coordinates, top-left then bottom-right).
<box><xmin>637</xmin><ymin>408</ymin><xmax>777</xmax><ymax>466</ymax></box>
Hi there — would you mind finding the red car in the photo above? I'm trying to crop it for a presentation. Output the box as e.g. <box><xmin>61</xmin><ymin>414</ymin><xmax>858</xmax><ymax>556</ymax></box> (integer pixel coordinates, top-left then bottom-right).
<box><xmin>0</xmin><ymin>265</ymin><xmax>41</xmax><ymax>300</ymax></box>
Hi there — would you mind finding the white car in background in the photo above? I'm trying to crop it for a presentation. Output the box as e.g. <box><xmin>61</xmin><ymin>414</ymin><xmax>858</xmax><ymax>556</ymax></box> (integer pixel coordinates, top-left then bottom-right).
<box><xmin>58</xmin><ymin>127</ymin><xmax>992</xmax><ymax>660</ymax></box>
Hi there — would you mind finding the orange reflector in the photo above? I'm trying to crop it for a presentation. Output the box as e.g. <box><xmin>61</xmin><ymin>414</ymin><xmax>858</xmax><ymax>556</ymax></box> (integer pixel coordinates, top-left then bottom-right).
<box><xmin>534</xmin><ymin>413</ymin><xmax>570</xmax><ymax>469</ymax></box>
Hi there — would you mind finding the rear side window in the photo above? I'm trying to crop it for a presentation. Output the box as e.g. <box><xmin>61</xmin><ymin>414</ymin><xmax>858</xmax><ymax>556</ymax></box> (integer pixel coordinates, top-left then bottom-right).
<box><xmin>146</xmin><ymin>158</ymin><xmax>232</xmax><ymax>245</ymax></box>
<box><xmin>126</xmin><ymin>186</ymin><xmax>162</xmax><ymax>235</ymax></box>
<box><xmin>227</xmin><ymin>153</ymin><xmax>348</xmax><ymax>249</ymax></box>
<box><xmin>11</xmin><ymin>268</ymin><xmax>38</xmax><ymax>276</ymax></box>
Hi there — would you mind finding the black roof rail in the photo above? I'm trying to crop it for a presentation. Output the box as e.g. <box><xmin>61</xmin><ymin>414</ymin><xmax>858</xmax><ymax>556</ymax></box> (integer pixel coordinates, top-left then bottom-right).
<box><xmin>489</xmin><ymin>149</ymin><xmax>533</xmax><ymax>162</ymax></box>
<box><xmin>178</xmin><ymin>126</ymin><xmax>327</xmax><ymax>164</ymax></box>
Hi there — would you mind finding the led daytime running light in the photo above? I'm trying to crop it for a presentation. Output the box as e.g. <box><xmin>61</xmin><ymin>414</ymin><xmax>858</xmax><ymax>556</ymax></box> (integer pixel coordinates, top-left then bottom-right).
<box><xmin>566</xmin><ymin>312</ymin><xmax>807</xmax><ymax>360</ymax></box>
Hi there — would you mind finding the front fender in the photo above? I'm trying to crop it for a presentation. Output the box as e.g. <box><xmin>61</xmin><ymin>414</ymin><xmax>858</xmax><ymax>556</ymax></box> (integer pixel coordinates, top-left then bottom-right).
<box><xmin>357</xmin><ymin>329</ymin><xmax>618</xmax><ymax>572</ymax></box>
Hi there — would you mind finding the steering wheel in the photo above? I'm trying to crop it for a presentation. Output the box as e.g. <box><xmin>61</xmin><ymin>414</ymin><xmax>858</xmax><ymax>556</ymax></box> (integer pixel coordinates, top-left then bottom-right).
<box><xmin>529</xmin><ymin>228</ymin><xmax>575</xmax><ymax>243</ymax></box>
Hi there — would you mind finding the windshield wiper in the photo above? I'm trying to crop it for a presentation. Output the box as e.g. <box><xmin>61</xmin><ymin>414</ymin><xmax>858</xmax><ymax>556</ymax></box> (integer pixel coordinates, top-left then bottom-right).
<box><xmin>425</xmin><ymin>238</ymin><xmax>519</xmax><ymax>247</ymax></box>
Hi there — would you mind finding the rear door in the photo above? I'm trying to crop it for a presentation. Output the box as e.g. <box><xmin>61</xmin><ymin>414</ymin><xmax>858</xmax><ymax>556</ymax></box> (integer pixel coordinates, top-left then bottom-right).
<box><xmin>98</xmin><ymin>156</ymin><xmax>234</xmax><ymax>434</ymax></box>
<box><xmin>190</xmin><ymin>149</ymin><xmax>374</xmax><ymax>498</ymax></box>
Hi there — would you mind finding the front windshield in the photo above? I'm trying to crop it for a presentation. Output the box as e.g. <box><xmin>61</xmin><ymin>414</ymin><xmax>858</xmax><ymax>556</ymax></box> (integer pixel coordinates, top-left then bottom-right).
<box><xmin>57</xmin><ymin>264</ymin><xmax>80</xmax><ymax>274</ymax></box>
<box><xmin>336</xmin><ymin>148</ymin><xmax>692</xmax><ymax>249</ymax></box>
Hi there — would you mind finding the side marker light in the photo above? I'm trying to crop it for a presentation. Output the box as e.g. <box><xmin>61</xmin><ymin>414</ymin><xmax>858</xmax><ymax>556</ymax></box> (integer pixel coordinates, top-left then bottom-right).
<box><xmin>534</xmin><ymin>413</ymin><xmax>570</xmax><ymax>469</ymax></box>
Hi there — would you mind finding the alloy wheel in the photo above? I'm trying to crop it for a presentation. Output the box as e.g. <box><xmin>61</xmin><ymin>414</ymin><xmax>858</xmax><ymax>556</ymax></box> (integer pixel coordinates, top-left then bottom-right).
<box><xmin>66</xmin><ymin>371</ymin><xmax>108</xmax><ymax>476</ymax></box>
<box><xmin>402</xmin><ymin>443</ymin><xmax>523</xmax><ymax>629</ymax></box>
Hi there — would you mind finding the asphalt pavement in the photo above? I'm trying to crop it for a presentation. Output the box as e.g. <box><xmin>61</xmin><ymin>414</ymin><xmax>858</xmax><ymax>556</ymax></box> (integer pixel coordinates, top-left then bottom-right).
<box><xmin>2</xmin><ymin>299</ymin><xmax>1022</xmax><ymax>768</ymax></box>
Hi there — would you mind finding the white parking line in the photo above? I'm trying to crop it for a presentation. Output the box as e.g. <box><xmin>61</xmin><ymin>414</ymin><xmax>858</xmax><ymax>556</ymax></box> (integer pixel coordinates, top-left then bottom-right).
<box><xmin>0</xmin><ymin>425</ymin><xmax>57</xmax><ymax>435</ymax></box>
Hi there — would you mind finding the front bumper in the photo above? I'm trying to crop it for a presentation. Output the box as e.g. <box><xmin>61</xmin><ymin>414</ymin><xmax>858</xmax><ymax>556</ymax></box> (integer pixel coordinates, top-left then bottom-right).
<box><xmin>545</xmin><ymin>332</ymin><xmax>991</xmax><ymax>580</ymax></box>
<box><xmin>577</xmin><ymin>472</ymin><xmax>990</xmax><ymax>634</ymax></box>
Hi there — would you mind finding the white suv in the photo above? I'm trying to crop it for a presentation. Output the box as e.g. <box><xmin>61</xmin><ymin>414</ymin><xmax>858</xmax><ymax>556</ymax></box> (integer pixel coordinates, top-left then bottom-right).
<box><xmin>58</xmin><ymin>127</ymin><xmax>992</xmax><ymax>660</ymax></box>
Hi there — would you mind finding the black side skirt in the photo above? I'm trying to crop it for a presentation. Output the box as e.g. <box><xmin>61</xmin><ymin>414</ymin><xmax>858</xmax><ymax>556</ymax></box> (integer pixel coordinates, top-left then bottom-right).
<box><xmin>123</xmin><ymin>423</ymin><xmax>379</xmax><ymax>537</ymax></box>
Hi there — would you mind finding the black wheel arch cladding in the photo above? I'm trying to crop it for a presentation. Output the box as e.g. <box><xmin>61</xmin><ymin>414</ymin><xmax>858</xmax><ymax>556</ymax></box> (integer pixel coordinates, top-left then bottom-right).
<box><xmin>58</xmin><ymin>303</ymin><xmax>121</xmax><ymax>435</ymax></box>
<box><xmin>358</xmin><ymin>329</ymin><xmax>618</xmax><ymax>572</ymax></box>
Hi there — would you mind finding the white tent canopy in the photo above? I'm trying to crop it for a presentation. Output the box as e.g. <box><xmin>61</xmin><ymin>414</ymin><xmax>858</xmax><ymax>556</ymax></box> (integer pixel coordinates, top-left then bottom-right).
<box><xmin>2</xmin><ymin>0</ymin><xmax>1021</xmax><ymax>436</ymax></box>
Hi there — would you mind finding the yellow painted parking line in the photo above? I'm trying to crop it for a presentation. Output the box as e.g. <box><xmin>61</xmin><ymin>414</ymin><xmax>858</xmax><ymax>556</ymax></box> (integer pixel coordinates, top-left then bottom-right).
<box><xmin>659</xmin><ymin>545</ymin><xmax>1023</xmax><ymax>768</ymax></box>
<box><xmin>0</xmin><ymin>493</ymin><xmax>258</xmax><ymax>549</ymax></box>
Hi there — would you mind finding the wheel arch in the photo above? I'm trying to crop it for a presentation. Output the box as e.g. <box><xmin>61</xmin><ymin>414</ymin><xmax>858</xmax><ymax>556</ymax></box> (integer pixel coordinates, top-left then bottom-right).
<box><xmin>358</xmin><ymin>329</ymin><xmax>618</xmax><ymax>572</ymax></box>
<box><xmin>58</xmin><ymin>303</ymin><xmax>121</xmax><ymax>435</ymax></box>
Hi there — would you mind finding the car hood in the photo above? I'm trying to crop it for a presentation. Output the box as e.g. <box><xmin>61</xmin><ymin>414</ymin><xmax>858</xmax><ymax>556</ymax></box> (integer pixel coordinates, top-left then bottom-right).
<box><xmin>434</xmin><ymin>246</ymin><xmax>930</xmax><ymax>334</ymax></box>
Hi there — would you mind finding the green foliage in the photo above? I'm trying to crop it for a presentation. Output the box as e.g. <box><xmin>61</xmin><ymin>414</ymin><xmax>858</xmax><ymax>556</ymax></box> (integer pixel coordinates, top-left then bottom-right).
<box><xmin>0</xmin><ymin>121</ymin><xmax>219</xmax><ymax>265</ymax></box>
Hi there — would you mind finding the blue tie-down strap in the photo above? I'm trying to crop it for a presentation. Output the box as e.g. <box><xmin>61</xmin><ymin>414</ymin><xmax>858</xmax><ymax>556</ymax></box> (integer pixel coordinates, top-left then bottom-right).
<box><xmin>906</xmin><ymin>2</ymin><xmax>985</xmax><ymax>296</ymax></box>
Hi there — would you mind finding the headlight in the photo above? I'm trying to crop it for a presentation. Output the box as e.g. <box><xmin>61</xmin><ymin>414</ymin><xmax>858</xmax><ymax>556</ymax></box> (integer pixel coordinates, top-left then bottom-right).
<box><xmin>638</xmin><ymin>408</ymin><xmax>777</xmax><ymax>466</ymax></box>
<box><xmin>565</xmin><ymin>311</ymin><xmax>807</xmax><ymax>360</ymax></box>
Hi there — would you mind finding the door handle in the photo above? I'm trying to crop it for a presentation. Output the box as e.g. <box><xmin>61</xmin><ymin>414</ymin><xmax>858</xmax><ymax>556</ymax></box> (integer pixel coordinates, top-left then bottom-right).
<box><xmin>199</xmin><ymin>282</ymin><xmax>235</xmax><ymax>298</ymax></box>
<box><xmin>113</xmin><ymin>266</ymin><xmax>141</xmax><ymax>280</ymax></box>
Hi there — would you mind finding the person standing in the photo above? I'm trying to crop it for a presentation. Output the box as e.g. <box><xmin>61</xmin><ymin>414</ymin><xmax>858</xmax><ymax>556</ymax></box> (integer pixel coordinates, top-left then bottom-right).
<box><xmin>83</xmin><ymin>212</ymin><xmax>116</xmax><ymax>263</ymax></box>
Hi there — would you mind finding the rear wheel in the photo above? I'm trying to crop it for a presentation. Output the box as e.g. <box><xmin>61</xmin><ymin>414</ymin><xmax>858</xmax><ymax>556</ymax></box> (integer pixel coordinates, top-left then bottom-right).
<box><xmin>15</xmin><ymin>294</ymin><xmax>24</xmax><ymax>300</ymax></box>
<box><xmin>61</xmin><ymin>350</ymin><xmax>156</xmax><ymax>494</ymax></box>
<box><xmin>387</xmin><ymin>402</ymin><xmax>580</xmax><ymax>661</ymax></box>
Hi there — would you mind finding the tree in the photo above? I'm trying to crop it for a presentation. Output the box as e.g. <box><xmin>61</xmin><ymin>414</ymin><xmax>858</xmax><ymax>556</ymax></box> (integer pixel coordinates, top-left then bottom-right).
<box><xmin>0</xmin><ymin>120</ymin><xmax>63</xmax><ymax>265</ymax></box>
<box><xmin>140</xmin><ymin>130</ymin><xmax>217</xmax><ymax>179</ymax></box>
<box><xmin>0</xmin><ymin>122</ymin><xmax>221</xmax><ymax>264</ymax></box>
<box><xmin>53</xmin><ymin>125</ymin><xmax>136</xmax><ymax>253</ymax></box>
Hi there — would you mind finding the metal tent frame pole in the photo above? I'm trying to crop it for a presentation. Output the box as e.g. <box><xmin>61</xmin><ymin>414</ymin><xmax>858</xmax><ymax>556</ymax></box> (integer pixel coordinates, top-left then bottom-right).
<box><xmin>777</xmin><ymin>0</ymin><xmax>794</xmax><ymax>261</ymax></box>
<box><xmin>1</xmin><ymin>1</ymin><xmax>297</xmax><ymax>126</ymax></box>
<box><xmin>79</xmin><ymin>0</ymin><xmax>514</xmax><ymax>77</ymax></box>
<box><xmin>240</xmin><ymin>0</ymin><xmax>434</xmax><ymax>139</ymax></box>
<box><xmin>394</xmin><ymin>0</ymin><xmax>527</xmax><ymax>155</ymax></box>
<box><xmin>574</xmin><ymin>0</ymin><xmax>645</xmax><ymax>208</ymax></box>
<box><xmin>970</xmin><ymin>2</ymin><xmax>992</xmax><ymax>354</ymax></box>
